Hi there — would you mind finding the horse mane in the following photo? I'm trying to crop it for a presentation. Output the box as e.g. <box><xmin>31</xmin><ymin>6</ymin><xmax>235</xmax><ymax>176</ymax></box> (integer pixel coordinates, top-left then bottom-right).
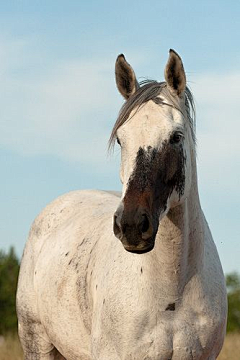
<box><xmin>109</xmin><ymin>80</ymin><xmax>196</xmax><ymax>150</ymax></box>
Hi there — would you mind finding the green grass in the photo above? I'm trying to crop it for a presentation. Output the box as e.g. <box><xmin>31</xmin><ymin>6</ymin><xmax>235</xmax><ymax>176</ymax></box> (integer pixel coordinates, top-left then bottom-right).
<box><xmin>0</xmin><ymin>335</ymin><xmax>23</xmax><ymax>360</ymax></box>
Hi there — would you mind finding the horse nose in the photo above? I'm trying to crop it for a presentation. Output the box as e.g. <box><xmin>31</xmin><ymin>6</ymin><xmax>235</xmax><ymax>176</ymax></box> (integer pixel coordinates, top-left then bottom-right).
<box><xmin>113</xmin><ymin>207</ymin><xmax>153</xmax><ymax>240</ymax></box>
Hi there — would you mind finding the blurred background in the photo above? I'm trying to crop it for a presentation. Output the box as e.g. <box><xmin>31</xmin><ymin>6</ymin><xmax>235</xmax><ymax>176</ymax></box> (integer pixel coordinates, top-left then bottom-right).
<box><xmin>0</xmin><ymin>1</ymin><xmax>239</xmax><ymax>358</ymax></box>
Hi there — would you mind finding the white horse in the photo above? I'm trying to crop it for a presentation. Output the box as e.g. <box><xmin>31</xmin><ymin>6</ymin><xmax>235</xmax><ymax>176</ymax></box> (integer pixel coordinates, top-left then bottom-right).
<box><xmin>17</xmin><ymin>50</ymin><xmax>227</xmax><ymax>360</ymax></box>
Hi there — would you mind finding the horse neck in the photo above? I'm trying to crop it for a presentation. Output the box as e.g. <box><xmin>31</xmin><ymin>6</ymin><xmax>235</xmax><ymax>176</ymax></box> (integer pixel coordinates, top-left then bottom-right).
<box><xmin>153</xmin><ymin>156</ymin><xmax>204</xmax><ymax>297</ymax></box>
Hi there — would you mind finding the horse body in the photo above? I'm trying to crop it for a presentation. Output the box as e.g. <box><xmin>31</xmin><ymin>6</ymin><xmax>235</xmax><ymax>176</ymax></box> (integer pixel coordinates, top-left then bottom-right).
<box><xmin>17</xmin><ymin>50</ymin><xmax>227</xmax><ymax>359</ymax></box>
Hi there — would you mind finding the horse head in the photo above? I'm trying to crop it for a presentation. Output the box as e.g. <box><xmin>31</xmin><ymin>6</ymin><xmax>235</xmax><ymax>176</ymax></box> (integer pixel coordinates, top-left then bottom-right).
<box><xmin>110</xmin><ymin>50</ymin><xmax>196</xmax><ymax>253</ymax></box>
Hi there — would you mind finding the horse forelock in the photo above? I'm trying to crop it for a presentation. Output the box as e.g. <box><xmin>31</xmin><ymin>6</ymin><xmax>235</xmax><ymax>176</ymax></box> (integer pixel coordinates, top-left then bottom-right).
<box><xmin>109</xmin><ymin>80</ymin><xmax>196</xmax><ymax>151</ymax></box>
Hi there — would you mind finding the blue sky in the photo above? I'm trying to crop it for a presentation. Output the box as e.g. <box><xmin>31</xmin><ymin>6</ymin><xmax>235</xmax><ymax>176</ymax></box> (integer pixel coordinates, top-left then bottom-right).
<box><xmin>0</xmin><ymin>1</ymin><xmax>239</xmax><ymax>274</ymax></box>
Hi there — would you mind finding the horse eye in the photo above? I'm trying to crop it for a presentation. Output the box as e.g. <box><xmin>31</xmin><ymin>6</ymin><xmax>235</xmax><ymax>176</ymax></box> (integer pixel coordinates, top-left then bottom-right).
<box><xmin>116</xmin><ymin>137</ymin><xmax>121</xmax><ymax>146</ymax></box>
<box><xmin>171</xmin><ymin>133</ymin><xmax>182</xmax><ymax>144</ymax></box>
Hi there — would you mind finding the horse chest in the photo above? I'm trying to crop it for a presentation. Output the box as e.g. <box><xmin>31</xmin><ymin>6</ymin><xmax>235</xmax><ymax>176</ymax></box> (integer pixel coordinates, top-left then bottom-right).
<box><xmin>93</xmin><ymin>299</ymin><xmax>216</xmax><ymax>359</ymax></box>
<box><xmin>91</xmin><ymin>266</ymin><xmax>221</xmax><ymax>360</ymax></box>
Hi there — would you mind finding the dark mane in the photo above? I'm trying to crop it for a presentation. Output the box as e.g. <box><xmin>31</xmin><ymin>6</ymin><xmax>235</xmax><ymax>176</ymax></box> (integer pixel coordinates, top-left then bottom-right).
<box><xmin>109</xmin><ymin>80</ymin><xmax>196</xmax><ymax>149</ymax></box>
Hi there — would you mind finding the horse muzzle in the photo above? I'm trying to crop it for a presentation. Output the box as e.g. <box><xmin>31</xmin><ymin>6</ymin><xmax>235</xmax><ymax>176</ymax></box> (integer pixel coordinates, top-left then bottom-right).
<box><xmin>113</xmin><ymin>203</ymin><xmax>157</xmax><ymax>253</ymax></box>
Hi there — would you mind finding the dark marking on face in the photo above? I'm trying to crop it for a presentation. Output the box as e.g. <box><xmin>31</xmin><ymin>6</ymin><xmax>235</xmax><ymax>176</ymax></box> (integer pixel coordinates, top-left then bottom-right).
<box><xmin>65</xmin><ymin>252</ymin><xmax>69</xmax><ymax>256</ymax></box>
<box><xmin>165</xmin><ymin>303</ymin><xmax>175</xmax><ymax>311</ymax></box>
<box><xmin>96</xmin><ymin>284</ymin><xmax>98</xmax><ymax>290</ymax></box>
<box><xmin>141</xmin><ymin>267</ymin><xmax>143</xmax><ymax>274</ymax></box>
<box><xmin>119</xmin><ymin>140</ymin><xmax>186</xmax><ymax>250</ymax></box>
<box><xmin>68</xmin><ymin>259</ymin><xmax>72</xmax><ymax>265</ymax></box>
<box><xmin>124</xmin><ymin>140</ymin><xmax>186</xmax><ymax>216</ymax></box>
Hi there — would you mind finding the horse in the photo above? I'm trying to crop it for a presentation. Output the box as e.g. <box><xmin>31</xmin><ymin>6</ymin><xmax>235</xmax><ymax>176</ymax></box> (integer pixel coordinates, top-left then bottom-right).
<box><xmin>17</xmin><ymin>49</ymin><xmax>227</xmax><ymax>359</ymax></box>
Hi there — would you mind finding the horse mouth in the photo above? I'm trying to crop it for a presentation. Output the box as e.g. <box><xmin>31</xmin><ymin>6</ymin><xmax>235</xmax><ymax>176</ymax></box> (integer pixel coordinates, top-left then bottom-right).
<box><xmin>123</xmin><ymin>241</ymin><xmax>155</xmax><ymax>254</ymax></box>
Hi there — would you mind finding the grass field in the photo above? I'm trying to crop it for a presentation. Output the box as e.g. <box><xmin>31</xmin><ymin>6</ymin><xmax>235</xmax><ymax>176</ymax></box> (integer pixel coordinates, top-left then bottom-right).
<box><xmin>0</xmin><ymin>333</ymin><xmax>239</xmax><ymax>359</ymax></box>
<box><xmin>218</xmin><ymin>333</ymin><xmax>240</xmax><ymax>360</ymax></box>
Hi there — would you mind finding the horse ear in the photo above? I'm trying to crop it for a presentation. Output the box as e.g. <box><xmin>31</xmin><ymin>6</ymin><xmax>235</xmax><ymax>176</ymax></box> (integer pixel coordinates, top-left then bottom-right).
<box><xmin>164</xmin><ymin>49</ymin><xmax>186</xmax><ymax>97</ymax></box>
<box><xmin>115</xmin><ymin>54</ymin><xmax>139</xmax><ymax>99</ymax></box>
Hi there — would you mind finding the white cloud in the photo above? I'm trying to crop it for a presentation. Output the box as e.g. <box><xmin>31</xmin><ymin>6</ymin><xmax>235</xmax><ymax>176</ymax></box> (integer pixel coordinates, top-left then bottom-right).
<box><xmin>190</xmin><ymin>73</ymin><xmax>240</xmax><ymax>195</ymax></box>
<box><xmin>1</xmin><ymin>35</ymin><xmax>239</xmax><ymax>189</ymax></box>
<box><xmin>0</xmin><ymin>36</ymin><xmax>124</xmax><ymax>166</ymax></box>
<box><xmin>189</xmin><ymin>74</ymin><xmax>240</xmax><ymax>274</ymax></box>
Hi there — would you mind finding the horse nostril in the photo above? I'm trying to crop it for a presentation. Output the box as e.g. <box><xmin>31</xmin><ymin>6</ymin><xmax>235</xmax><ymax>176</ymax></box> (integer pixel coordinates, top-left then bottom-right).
<box><xmin>138</xmin><ymin>213</ymin><xmax>154</xmax><ymax>240</ymax></box>
<box><xmin>113</xmin><ymin>214</ymin><xmax>122</xmax><ymax>238</ymax></box>
<box><xmin>140</xmin><ymin>214</ymin><xmax>150</xmax><ymax>233</ymax></box>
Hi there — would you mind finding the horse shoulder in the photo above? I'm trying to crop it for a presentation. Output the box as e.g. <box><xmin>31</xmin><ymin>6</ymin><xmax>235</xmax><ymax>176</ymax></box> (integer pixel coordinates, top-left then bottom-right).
<box><xmin>17</xmin><ymin>189</ymin><xmax>119</xmax><ymax>358</ymax></box>
<box><xmin>175</xmin><ymin>215</ymin><xmax>227</xmax><ymax>357</ymax></box>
